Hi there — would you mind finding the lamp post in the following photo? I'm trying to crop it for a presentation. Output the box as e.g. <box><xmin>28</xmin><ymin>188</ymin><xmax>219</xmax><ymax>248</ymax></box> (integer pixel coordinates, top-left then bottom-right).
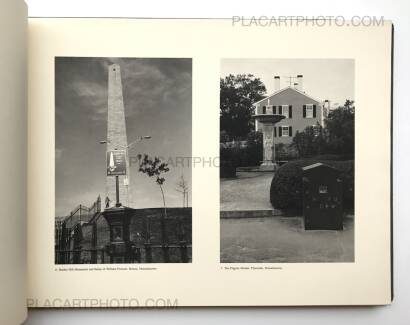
<box><xmin>100</xmin><ymin>136</ymin><xmax>151</xmax><ymax>263</ymax></box>
<box><xmin>100</xmin><ymin>136</ymin><xmax>151</xmax><ymax>207</ymax></box>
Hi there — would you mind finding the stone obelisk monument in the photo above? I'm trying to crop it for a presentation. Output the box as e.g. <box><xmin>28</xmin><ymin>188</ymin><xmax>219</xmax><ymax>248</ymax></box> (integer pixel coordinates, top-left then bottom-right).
<box><xmin>106</xmin><ymin>64</ymin><xmax>130</xmax><ymax>207</ymax></box>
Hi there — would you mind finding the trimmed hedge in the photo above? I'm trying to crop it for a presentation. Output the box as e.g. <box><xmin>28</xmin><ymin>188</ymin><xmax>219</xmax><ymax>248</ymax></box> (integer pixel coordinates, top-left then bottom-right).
<box><xmin>270</xmin><ymin>159</ymin><xmax>354</xmax><ymax>212</ymax></box>
<box><xmin>220</xmin><ymin>144</ymin><xmax>262</xmax><ymax>169</ymax></box>
<box><xmin>220</xmin><ymin>160</ymin><xmax>236</xmax><ymax>178</ymax></box>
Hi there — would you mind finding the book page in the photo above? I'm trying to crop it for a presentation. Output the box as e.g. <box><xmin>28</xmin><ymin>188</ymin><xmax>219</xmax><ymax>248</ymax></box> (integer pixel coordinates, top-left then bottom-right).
<box><xmin>28</xmin><ymin>18</ymin><xmax>391</xmax><ymax>307</ymax></box>
<box><xmin>0</xmin><ymin>0</ymin><xmax>27</xmax><ymax>323</ymax></box>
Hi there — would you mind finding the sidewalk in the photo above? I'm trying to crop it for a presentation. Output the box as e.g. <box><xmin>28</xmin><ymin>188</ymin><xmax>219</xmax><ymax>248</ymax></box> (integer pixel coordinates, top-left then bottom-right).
<box><xmin>220</xmin><ymin>171</ymin><xmax>274</xmax><ymax>211</ymax></box>
<box><xmin>221</xmin><ymin>216</ymin><xmax>354</xmax><ymax>263</ymax></box>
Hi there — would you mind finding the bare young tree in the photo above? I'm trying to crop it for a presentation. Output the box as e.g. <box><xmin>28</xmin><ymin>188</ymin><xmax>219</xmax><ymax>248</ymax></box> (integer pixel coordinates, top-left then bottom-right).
<box><xmin>176</xmin><ymin>175</ymin><xmax>189</xmax><ymax>207</ymax></box>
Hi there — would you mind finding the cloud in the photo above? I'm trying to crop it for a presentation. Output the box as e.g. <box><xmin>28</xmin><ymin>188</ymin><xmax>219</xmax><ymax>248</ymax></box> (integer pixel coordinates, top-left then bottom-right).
<box><xmin>55</xmin><ymin>57</ymin><xmax>192</xmax><ymax>214</ymax></box>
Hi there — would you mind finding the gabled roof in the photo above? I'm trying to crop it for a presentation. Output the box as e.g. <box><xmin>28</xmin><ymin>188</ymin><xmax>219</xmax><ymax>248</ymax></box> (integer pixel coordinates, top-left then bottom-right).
<box><xmin>252</xmin><ymin>86</ymin><xmax>323</xmax><ymax>106</ymax></box>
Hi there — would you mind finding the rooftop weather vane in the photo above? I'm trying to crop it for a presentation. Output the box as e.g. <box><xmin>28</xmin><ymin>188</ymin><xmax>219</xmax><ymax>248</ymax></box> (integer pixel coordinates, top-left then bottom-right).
<box><xmin>283</xmin><ymin>76</ymin><xmax>298</xmax><ymax>87</ymax></box>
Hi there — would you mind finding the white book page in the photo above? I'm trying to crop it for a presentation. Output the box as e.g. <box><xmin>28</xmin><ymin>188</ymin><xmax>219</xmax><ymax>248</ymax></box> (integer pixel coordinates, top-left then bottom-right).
<box><xmin>28</xmin><ymin>18</ymin><xmax>391</xmax><ymax>307</ymax></box>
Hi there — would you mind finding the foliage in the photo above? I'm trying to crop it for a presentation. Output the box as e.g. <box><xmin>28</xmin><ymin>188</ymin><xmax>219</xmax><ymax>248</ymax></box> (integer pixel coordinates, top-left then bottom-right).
<box><xmin>220</xmin><ymin>160</ymin><xmax>236</xmax><ymax>178</ymax></box>
<box><xmin>270</xmin><ymin>159</ymin><xmax>354</xmax><ymax>213</ymax></box>
<box><xmin>241</xmin><ymin>131</ymin><xmax>263</xmax><ymax>166</ymax></box>
<box><xmin>138</xmin><ymin>154</ymin><xmax>170</xmax><ymax>186</ymax></box>
<box><xmin>220</xmin><ymin>74</ymin><xmax>266</xmax><ymax>139</ymax></box>
<box><xmin>138</xmin><ymin>154</ymin><xmax>170</xmax><ymax>243</ymax></box>
<box><xmin>275</xmin><ymin>143</ymin><xmax>299</xmax><ymax>161</ymax></box>
<box><xmin>291</xmin><ymin>100</ymin><xmax>355</xmax><ymax>159</ymax></box>
<box><xmin>325</xmin><ymin>99</ymin><xmax>355</xmax><ymax>156</ymax></box>
<box><xmin>220</xmin><ymin>131</ymin><xmax>263</xmax><ymax>171</ymax></box>
<box><xmin>292</xmin><ymin>123</ymin><xmax>326</xmax><ymax>158</ymax></box>
<box><xmin>220</xmin><ymin>130</ymin><xmax>231</xmax><ymax>143</ymax></box>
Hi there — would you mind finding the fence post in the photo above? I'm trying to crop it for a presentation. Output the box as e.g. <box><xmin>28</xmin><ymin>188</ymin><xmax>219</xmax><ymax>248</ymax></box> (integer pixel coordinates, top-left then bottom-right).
<box><xmin>136</xmin><ymin>247</ymin><xmax>141</xmax><ymax>263</ymax></box>
<box><xmin>64</xmin><ymin>227</ymin><xmax>70</xmax><ymax>264</ymax></box>
<box><xmin>162</xmin><ymin>244</ymin><xmax>170</xmax><ymax>262</ymax></box>
<box><xmin>179</xmin><ymin>243</ymin><xmax>188</xmax><ymax>263</ymax></box>
<box><xmin>178</xmin><ymin>218</ymin><xmax>188</xmax><ymax>263</ymax></box>
<box><xmin>144</xmin><ymin>242</ymin><xmax>152</xmax><ymax>263</ymax></box>
<box><xmin>144</xmin><ymin>217</ymin><xmax>153</xmax><ymax>263</ymax></box>
<box><xmin>91</xmin><ymin>222</ymin><xmax>97</xmax><ymax>263</ymax></box>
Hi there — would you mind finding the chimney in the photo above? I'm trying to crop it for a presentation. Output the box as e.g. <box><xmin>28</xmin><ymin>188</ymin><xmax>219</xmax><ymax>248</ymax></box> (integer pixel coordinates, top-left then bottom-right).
<box><xmin>323</xmin><ymin>99</ymin><xmax>330</xmax><ymax>120</ymax></box>
<box><xmin>274</xmin><ymin>76</ymin><xmax>280</xmax><ymax>92</ymax></box>
<box><xmin>297</xmin><ymin>75</ymin><xmax>303</xmax><ymax>92</ymax></box>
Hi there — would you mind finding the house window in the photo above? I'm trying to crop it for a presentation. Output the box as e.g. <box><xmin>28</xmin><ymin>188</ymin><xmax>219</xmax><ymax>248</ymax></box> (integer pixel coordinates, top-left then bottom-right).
<box><xmin>262</xmin><ymin>106</ymin><xmax>266</xmax><ymax>114</ymax></box>
<box><xmin>278</xmin><ymin>105</ymin><xmax>292</xmax><ymax>118</ymax></box>
<box><xmin>281</xmin><ymin>105</ymin><xmax>289</xmax><ymax>118</ymax></box>
<box><xmin>306</xmin><ymin>104</ymin><xmax>314</xmax><ymax>118</ymax></box>
<box><xmin>279</xmin><ymin>126</ymin><xmax>292</xmax><ymax>137</ymax></box>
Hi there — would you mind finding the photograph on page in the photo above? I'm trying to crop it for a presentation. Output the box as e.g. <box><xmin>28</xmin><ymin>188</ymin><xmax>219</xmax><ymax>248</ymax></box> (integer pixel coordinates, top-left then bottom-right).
<box><xmin>219</xmin><ymin>59</ymin><xmax>355</xmax><ymax>263</ymax></box>
<box><xmin>54</xmin><ymin>57</ymin><xmax>192</xmax><ymax>264</ymax></box>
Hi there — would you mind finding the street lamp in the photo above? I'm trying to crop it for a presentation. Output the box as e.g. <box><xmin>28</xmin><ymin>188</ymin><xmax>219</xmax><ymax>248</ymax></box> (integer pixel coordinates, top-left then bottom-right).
<box><xmin>100</xmin><ymin>136</ymin><xmax>152</xmax><ymax>207</ymax></box>
<box><xmin>99</xmin><ymin>135</ymin><xmax>151</xmax><ymax>149</ymax></box>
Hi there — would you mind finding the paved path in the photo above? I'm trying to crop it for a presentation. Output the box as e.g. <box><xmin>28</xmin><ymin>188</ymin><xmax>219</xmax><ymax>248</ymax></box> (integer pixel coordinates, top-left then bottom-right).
<box><xmin>221</xmin><ymin>216</ymin><xmax>354</xmax><ymax>263</ymax></box>
<box><xmin>220</xmin><ymin>172</ymin><xmax>274</xmax><ymax>211</ymax></box>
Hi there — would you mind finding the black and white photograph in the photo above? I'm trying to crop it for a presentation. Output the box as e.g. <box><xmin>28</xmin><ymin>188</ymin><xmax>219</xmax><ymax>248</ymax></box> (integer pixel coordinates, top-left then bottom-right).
<box><xmin>220</xmin><ymin>59</ymin><xmax>355</xmax><ymax>263</ymax></box>
<box><xmin>54</xmin><ymin>57</ymin><xmax>192</xmax><ymax>264</ymax></box>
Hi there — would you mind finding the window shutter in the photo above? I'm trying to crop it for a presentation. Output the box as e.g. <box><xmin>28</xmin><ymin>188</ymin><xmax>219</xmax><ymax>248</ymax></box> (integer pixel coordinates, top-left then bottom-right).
<box><xmin>273</xmin><ymin>106</ymin><xmax>276</xmax><ymax>114</ymax></box>
<box><xmin>289</xmin><ymin>105</ymin><xmax>292</xmax><ymax>118</ymax></box>
<box><xmin>274</xmin><ymin>127</ymin><xmax>277</xmax><ymax>137</ymax></box>
<box><xmin>313</xmin><ymin>105</ymin><xmax>317</xmax><ymax>118</ymax></box>
<box><xmin>279</xmin><ymin>105</ymin><xmax>282</xmax><ymax>115</ymax></box>
<box><xmin>278</xmin><ymin>126</ymin><xmax>282</xmax><ymax>137</ymax></box>
<box><xmin>289</xmin><ymin>126</ymin><xmax>293</xmax><ymax>137</ymax></box>
<box><xmin>263</xmin><ymin>106</ymin><xmax>266</xmax><ymax>114</ymax></box>
<box><xmin>303</xmin><ymin>105</ymin><xmax>306</xmax><ymax>118</ymax></box>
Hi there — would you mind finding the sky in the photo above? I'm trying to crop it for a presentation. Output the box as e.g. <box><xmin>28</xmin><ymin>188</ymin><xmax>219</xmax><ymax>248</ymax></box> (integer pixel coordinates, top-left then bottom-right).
<box><xmin>55</xmin><ymin>57</ymin><xmax>192</xmax><ymax>217</ymax></box>
<box><xmin>220</xmin><ymin>59</ymin><xmax>355</xmax><ymax>107</ymax></box>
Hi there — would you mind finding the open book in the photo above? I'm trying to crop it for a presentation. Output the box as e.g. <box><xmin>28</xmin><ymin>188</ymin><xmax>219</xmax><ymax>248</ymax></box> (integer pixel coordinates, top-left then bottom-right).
<box><xmin>1</xmin><ymin>1</ymin><xmax>393</xmax><ymax>323</ymax></box>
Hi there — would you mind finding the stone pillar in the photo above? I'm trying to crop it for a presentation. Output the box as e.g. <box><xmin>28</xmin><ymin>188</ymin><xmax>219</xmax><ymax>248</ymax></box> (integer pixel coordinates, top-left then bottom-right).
<box><xmin>106</xmin><ymin>64</ymin><xmax>130</xmax><ymax>206</ymax></box>
<box><xmin>261</xmin><ymin>123</ymin><xmax>275</xmax><ymax>169</ymax></box>
<box><xmin>103</xmin><ymin>207</ymin><xmax>137</xmax><ymax>263</ymax></box>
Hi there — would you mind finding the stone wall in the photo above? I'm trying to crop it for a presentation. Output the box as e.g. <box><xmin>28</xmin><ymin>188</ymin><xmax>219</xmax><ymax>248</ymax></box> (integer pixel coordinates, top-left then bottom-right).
<box><xmin>80</xmin><ymin>207</ymin><xmax>192</xmax><ymax>263</ymax></box>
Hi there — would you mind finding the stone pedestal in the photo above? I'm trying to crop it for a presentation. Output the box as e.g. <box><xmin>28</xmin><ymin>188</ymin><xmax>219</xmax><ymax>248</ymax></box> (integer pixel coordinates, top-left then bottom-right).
<box><xmin>253</xmin><ymin>114</ymin><xmax>285</xmax><ymax>171</ymax></box>
<box><xmin>102</xmin><ymin>206</ymin><xmax>136</xmax><ymax>263</ymax></box>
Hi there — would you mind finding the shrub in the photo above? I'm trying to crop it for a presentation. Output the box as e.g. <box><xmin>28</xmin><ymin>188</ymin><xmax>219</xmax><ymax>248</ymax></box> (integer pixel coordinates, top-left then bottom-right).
<box><xmin>220</xmin><ymin>132</ymin><xmax>263</xmax><ymax>168</ymax></box>
<box><xmin>220</xmin><ymin>160</ymin><xmax>236</xmax><ymax>178</ymax></box>
<box><xmin>270</xmin><ymin>159</ymin><xmax>354</xmax><ymax>212</ymax></box>
<box><xmin>275</xmin><ymin>143</ymin><xmax>299</xmax><ymax>161</ymax></box>
<box><xmin>311</xmin><ymin>154</ymin><xmax>344</xmax><ymax>161</ymax></box>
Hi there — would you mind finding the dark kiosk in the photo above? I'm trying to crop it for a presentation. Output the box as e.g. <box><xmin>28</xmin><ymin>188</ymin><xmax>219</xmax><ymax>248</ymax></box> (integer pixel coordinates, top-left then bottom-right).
<box><xmin>302</xmin><ymin>163</ymin><xmax>343</xmax><ymax>230</ymax></box>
